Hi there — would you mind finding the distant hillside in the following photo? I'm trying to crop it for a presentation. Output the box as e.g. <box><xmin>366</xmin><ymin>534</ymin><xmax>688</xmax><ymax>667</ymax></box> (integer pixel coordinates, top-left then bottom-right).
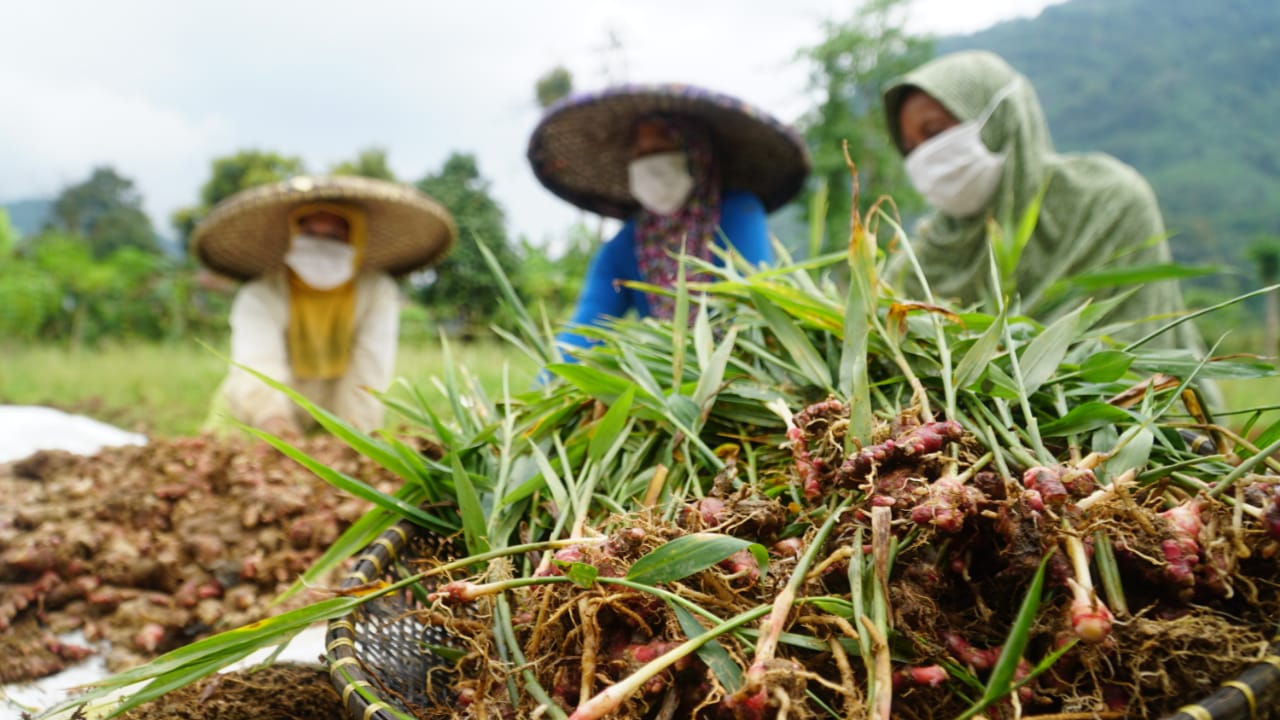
<box><xmin>939</xmin><ymin>0</ymin><xmax>1280</xmax><ymax>285</ymax></box>
<box><xmin>3</xmin><ymin>198</ymin><xmax>53</xmax><ymax>239</ymax></box>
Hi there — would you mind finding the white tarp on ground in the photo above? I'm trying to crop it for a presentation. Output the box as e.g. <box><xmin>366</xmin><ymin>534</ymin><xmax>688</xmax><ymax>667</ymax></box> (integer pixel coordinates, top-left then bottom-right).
<box><xmin>0</xmin><ymin>406</ymin><xmax>329</xmax><ymax>719</ymax></box>
<box><xmin>0</xmin><ymin>405</ymin><xmax>147</xmax><ymax>463</ymax></box>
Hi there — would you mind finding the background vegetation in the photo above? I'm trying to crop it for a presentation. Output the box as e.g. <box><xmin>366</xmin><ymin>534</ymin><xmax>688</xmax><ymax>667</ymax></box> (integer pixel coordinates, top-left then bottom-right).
<box><xmin>0</xmin><ymin>338</ymin><xmax>540</xmax><ymax>438</ymax></box>
<box><xmin>2</xmin><ymin>0</ymin><xmax>1276</xmax><ymax>438</ymax></box>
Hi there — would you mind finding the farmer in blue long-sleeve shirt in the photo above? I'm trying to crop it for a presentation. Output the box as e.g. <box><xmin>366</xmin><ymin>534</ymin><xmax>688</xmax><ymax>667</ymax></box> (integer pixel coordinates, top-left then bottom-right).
<box><xmin>527</xmin><ymin>83</ymin><xmax>811</xmax><ymax>353</ymax></box>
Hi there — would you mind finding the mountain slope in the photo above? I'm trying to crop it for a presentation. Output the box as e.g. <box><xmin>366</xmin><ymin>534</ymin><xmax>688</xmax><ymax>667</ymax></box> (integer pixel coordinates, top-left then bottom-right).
<box><xmin>3</xmin><ymin>199</ymin><xmax>54</xmax><ymax>239</ymax></box>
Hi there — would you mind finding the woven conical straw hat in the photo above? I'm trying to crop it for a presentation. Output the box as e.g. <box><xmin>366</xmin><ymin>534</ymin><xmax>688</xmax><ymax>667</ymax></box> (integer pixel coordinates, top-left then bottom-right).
<box><xmin>191</xmin><ymin>175</ymin><xmax>456</xmax><ymax>281</ymax></box>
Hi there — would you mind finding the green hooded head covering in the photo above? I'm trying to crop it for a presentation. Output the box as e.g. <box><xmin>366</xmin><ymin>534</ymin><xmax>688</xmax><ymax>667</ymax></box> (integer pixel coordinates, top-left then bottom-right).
<box><xmin>882</xmin><ymin>51</ymin><xmax>1199</xmax><ymax>352</ymax></box>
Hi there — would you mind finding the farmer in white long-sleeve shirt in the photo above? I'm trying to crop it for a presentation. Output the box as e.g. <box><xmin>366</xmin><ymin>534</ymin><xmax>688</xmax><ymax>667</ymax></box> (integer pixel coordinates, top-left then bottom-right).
<box><xmin>192</xmin><ymin>175</ymin><xmax>455</xmax><ymax>435</ymax></box>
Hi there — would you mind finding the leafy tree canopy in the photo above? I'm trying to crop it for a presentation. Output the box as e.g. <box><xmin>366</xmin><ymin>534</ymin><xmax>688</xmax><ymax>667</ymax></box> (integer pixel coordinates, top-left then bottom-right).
<box><xmin>412</xmin><ymin>152</ymin><xmax>519</xmax><ymax>325</ymax></box>
<box><xmin>797</xmin><ymin>0</ymin><xmax>933</xmax><ymax>254</ymax></box>
<box><xmin>330</xmin><ymin>147</ymin><xmax>396</xmax><ymax>180</ymax></box>
<box><xmin>514</xmin><ymin>222</ymin><xmax>594</xmax><ymax>316</ymax></box>
<box><xmin>50</xmin><ymin>166</ymin><xmax>159</xmax><ymax>258</ymax></box>
<box><xmin>172</xmin><ymin>150</ymin><xmax>306</xmax><ymax>246</ymax></box>
<box><xmin>0</xmin><ymin>208</ymin><xmax>17</xmax><ymax>256</ymax></box>
<box><xmin>1247</xmin><ymin>235</ymin><xmax>1280</xmax><ymax>284</ymax></box>
<box><xmin>535</xmin><ymin>66</ymin><xmax>574</xmax><ymax>109</ymax></box>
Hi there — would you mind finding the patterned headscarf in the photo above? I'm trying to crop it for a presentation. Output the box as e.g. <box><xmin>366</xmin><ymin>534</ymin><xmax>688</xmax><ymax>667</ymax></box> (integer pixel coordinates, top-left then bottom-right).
<box><xmin>632</xmin><ymin>114</ymin><xmax>722</xmax><ymax>320</ymax></box>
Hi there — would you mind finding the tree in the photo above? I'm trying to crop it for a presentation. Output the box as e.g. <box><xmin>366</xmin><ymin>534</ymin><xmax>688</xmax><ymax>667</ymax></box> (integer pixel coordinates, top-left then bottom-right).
<box><xmin>330</xmin><ymin>147</ymin><xmax>396</xmax><ymax>180</ymax></box>
<box><xmin>1247</xmin><ymin>236</ymin><xmax>1280</xmax><ymax>357</ymax></box>
<box><xmin>0</xmin><ymin>259</ymin><xmax>59</xmax><ymax>342</ymax></box>
<box><xmin>514</xmin><ymin>223</ymin><xmax>594</xmax><ymax>321</ymax></box>
<box><xmin>798</xmin><ymin>0</ymin><xmax>933</xmax><ymax>254</ymax></box>
<box><xmin>50</xmin><ymin>166</ymin><xmax>159</xmax><ymax>258</ymax></box>
<box><xmin>25</xmin><ymin>231</ymin><xmax>112</xmax><ymax>347</ymax></box>
<box><xmin>17</xmin><ymin>229</ymin><xmax>185</xmax><ymax>346</ymax></box>
<box><xmin>535</xmin><ymin>66</ymin><xmax>574</xmax><ymax>109</ymax></box>
<box><xmin>0</xmin><ymin>209</ymin><xmax>60</xmax><ymax>341</ymax></box>
<box><xmin>412</xmin><ymin>152</ymin><xmax>519</xmax><ymax>330</ymax></box>
<box><xmin>172</xmin><ymin>150</ymin><xmax>306</xmax><ymax>246</ymax></box>
<box><xmin>0</xmin><ymin>208</ymin><xmax>17</xmax><ymax>256</ymax></box>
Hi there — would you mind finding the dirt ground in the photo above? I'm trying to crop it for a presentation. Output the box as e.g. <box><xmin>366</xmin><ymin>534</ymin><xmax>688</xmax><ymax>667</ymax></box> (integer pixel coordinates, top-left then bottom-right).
<box><xmin>1</xmin><ymin>433</ymin><xmax>419</xmax><ymax>715</ymax></box>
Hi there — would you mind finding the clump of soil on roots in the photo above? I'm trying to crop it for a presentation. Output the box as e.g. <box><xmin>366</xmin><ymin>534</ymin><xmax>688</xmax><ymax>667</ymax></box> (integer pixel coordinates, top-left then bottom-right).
<box><xmin>414</xmin><ymin>405</ymin><xmax>1279</xmax><ymax>720</ymax></box>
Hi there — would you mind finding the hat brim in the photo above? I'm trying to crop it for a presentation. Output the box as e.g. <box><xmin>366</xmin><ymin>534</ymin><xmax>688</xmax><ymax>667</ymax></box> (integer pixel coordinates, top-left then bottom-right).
<box><xmin>191</xmin><ymin>175</ymin><xmax>457</xmax><ymax>282</ymax></box>
<box><xmin>527</xmin><ymin>83</ymin><xmax>811</xmax><ymax>219</ymax></box>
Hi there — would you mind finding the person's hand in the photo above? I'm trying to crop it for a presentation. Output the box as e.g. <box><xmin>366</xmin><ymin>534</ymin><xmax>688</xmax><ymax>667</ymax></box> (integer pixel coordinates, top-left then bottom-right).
<box><xmin>260</xmin><ymin>415</ymin><xmax>302</xmax><ymax>441</ymax></box>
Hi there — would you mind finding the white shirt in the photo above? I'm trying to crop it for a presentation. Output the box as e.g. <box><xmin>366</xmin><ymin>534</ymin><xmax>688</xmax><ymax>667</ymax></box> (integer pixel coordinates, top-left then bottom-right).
<box><xmin>219</xmin><ymin>271</ymin><xmax>400</xmax><ymax>432</ymax></box>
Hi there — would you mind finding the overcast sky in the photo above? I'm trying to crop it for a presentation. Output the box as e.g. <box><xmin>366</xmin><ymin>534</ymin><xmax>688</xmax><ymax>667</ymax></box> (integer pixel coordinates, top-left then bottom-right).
<box><xmin>0</xmin><ymin>0</ymin><xmax>1066</xmax><ymax>247</ymax></box>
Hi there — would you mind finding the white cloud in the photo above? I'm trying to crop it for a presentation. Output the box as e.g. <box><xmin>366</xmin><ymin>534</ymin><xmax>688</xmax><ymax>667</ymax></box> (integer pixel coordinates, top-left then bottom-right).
<box><xmin>0</xmin><ymin>68</ymin><xmax>228</xmax><ymax>225</ymax></box>
<box><xmin>0</xmin><ymin>0</ymin><xmax>1066</xmax><ymax>243</ymax></box>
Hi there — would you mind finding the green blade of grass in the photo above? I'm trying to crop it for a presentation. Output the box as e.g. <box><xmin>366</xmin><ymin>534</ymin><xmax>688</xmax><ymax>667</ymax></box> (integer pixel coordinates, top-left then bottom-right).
<box><xmin>1101</xmin><ymin>426</ymin><xmax>1153</xmax><ymax>481</ymax></box>
<box><xmin>589</xmin><ymin>385</ymin><xmax>636</xmax><ymax>464</ymax></box>
<box><xmin>390</xmin><ymin>377</ymin><xmax>457</xmax><ymax>450</ymax></box>
<box><xmin>234</xmin><ymin>362</ymin><xmax>422</xmax><ymax>482</ymax></box>
<box><xmin>1010</xmin><ymin>181</ymin><xmax>1049</xmax><ymax>267</ymax></box>
<box><xmin>1019</xmin><ymin>305</ymin><xmax>1083</xmax><ymax>396</ymax></box>
<box><xmin>749</xmin><ymin>289</ymin><xmax>833</xmax><ymax>390</ymax></box>
<box><xmin>840</xmin><ymin>257</ymin><xmax>873</xmax><ymax>443</ymax></box>
<box><xmin>626</xmin><ymin>533</ymin><xmax>768</xmax><ymax>586</ymax></box>
<box><xmin>451</xmin><ymin>452</ymin><xmax>490</xmax><ymax>556</ymax></box>
<box><xmin>1068</xmin><ymin>262</ymin><xmax>1220</xmax><ymax>290</ymax></box>
<box><xmin>551</xmin><ymin>363</ymin><xmax>645</xmax><ymax>401</ymax></box>
<box><xmin>808</xmin><ymin>178</ymin><xmax>828</xmax><ymax>262</ymax></box>
<box><xmin>1038</xmin><ymin>402</ymin><xmax>1134</xmax><ymax>437</ymax></box>
<box><xmin>38</xmin><ymin>595</ymin><xmax>373</xmax><ymax>719</ymax></box>
<box><xmin>476</xmin><ymin>239</ymin><xmax>555</xmax><ymax>364</ymax></box>
<box><xmin>956</xmin><ymin>552</ymin><xmax>1052</xmax><ymax>720</ymax></box>
<box><xmin>1077</xmin><ymin>350</ymin><xmax>1134</xmax><ymax>382</ymax></box>
<box><xmin>692</xmin><ymin>325</ymin><xmax>738</xmax><ymax>409</ymax></box>
<box><xmin>244</xmin><ymin>425</ymin><xmax>449</xmax><ymax>532</ymax></box>
<box><xmin>523</xmin><ymin>438</ymin><xmax>572</xmax><ymax>518</ymax></box>
<box><xmin>672</xmin><ymin>602</ymin><xmax>744</xmax><ymax>693</ymax></box>
<box><xmin>953</xmin><ymin>306</ymin><xmax>1007</xmax><ymax>391</ymax></box>
<box><xmin>671</xmin><ymin>241</ymin><xmax>691</xmax><ymax>386</ymax></box>
<box><xmin>1124</xmin><ymin>283</ymin><xmax>1280</xmax><ymax>351</ymax></box>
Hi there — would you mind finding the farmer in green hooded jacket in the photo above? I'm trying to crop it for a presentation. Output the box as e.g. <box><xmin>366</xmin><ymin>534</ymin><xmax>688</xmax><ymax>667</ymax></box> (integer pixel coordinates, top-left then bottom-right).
<box><xmin>882</xmin><ymin>50</ymin><xmax>1203</xmax><ymax>354</ymax></box>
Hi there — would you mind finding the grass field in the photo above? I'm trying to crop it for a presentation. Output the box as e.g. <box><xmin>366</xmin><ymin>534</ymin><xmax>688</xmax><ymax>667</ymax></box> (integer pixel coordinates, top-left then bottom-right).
<box><xmin>0</xmin><ymin>337</ymin><xmax>540</xmax><ymax>437</ymax></box>
<box><xmin>0</xmin><ymin>337</ymin><xmax>1274</xmax><ymax>439</ymax></box>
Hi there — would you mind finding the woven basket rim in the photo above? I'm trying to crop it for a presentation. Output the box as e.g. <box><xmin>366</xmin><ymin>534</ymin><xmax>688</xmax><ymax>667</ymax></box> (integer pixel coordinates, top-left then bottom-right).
<box><xmin>326</xmin><ymin>521</ymin><xmax>434</xmax><ymax>720</ymax></box>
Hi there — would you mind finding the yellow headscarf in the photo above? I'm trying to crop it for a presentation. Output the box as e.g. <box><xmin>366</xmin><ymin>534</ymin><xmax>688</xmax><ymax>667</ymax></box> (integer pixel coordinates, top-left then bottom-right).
<box><xmin>285</xmin><ymin>201</ymin><xmax>368</xmax><ymax>380</ymax></box>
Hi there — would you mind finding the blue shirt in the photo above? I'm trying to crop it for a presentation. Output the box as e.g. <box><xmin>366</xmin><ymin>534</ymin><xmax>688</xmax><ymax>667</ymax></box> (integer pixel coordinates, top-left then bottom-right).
<box><xmin>556</xmin><ymin>189</ymin><xmax>771</xmax><ymax>351</ymax></box>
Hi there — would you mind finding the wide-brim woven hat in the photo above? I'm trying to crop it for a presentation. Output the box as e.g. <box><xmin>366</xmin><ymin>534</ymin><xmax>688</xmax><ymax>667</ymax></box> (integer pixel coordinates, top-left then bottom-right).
<box><xmin>527</xmin><ymin>83</ymin><xmax>811</xmax><ymax>219</ymax></box>
<box><xmin>191</xmin><ymin>175</ymin><xmax>457</xmax><ymax>281</ymax></box>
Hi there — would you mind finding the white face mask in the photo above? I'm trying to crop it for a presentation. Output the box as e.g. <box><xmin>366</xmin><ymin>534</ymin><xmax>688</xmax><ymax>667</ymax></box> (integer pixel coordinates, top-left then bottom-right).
<box><xmin>283</xmin><ymin>234</ymin><xmax>357</xmax><ymax>290</ymax></box>
<box><xmin>628</xmin><ymin>151</ymin><xmax>695</xmax><ymax>215</ymax></box>
<box><xmin>905</xmin><ymin>79</ymin><xmax>1021</xmax><ymax>218</ymax></box>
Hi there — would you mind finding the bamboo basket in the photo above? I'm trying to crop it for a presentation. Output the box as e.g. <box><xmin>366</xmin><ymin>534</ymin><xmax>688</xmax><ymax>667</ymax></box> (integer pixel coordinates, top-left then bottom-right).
<box><xmin>326</xmin><ymin>522</ymin><xmax>463</xmax><ymax>720</ymax></box>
